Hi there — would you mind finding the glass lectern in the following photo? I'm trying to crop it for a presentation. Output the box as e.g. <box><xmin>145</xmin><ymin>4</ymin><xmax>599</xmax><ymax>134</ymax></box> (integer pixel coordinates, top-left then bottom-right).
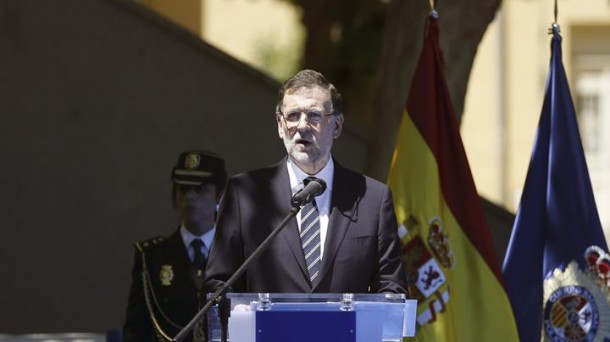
<box><xmin>207</xmin><ymin>293</ymin><xmax>417</xmax><ymax>342</ymax></box>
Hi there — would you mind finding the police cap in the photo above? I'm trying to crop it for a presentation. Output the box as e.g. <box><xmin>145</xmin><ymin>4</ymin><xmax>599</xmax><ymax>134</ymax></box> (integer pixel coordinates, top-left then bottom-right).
<box><xmin>171</xmin><ymin>150</ymin><xmax>227</xmax><ymax>188</ymax></box>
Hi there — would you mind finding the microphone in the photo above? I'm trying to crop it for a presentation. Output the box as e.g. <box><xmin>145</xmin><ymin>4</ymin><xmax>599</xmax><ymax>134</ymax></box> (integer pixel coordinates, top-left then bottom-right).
<box><xmin>291</xmin><ymin>177</ymin><xmax>327</xmax><ymax>207</ymax></box>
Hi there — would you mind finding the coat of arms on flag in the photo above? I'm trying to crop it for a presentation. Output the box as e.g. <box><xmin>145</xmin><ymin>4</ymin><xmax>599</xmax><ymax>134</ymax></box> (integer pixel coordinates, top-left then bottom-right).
<box><xmin>542</xmin><ymin>246</ymin><xmax>610</xmax><ymax>341</ymax></box>
<box><xmin>399</xmin><ymin>215</ymin><xmax>453</xmax><ymax>326</ymax></box>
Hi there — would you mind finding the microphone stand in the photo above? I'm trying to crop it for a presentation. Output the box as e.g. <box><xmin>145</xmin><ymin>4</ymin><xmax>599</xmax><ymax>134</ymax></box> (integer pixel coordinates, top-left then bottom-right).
<box><xmin>172</xmin><ymin>206</ymin><xmax>301</xmax><ymax>342</ymax></box>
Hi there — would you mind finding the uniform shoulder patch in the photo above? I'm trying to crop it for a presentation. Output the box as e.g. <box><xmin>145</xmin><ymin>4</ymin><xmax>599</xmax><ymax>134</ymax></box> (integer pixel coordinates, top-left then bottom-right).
<box><xmin>134</xmin><ymin>236</ymin><xmax>167</xmax><ymax>252</ymax></box>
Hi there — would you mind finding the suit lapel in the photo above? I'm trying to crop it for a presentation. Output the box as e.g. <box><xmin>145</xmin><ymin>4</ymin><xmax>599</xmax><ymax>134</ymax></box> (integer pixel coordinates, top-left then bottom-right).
<box><xmin>314</xmin><ymin>162</ymin><xmax>359</xmax><ymax>289</ymax></box>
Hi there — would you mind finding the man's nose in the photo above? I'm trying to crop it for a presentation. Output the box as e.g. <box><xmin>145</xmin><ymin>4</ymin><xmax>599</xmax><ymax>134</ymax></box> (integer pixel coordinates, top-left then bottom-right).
<box><xmin>295</xmin><ymin>114</ymin><xmax>312</xmax><ymax>130</ymax></box>
<box><xmin>184</xmin><ymin>189</ymin><xmax>198</xmax><ymax>201</ymax></box>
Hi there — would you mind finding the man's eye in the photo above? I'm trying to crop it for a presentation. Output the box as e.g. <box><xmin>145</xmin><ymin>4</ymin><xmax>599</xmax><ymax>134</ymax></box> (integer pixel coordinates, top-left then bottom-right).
<box><xmin>307</xmin><ymin>112</ymin><xmax>323</xmax><ymax>121</ymax></box>
<box><xmin>285</xmin><ymin>112</ymin><xmax>301</xmax><ymax>122</ymax></box>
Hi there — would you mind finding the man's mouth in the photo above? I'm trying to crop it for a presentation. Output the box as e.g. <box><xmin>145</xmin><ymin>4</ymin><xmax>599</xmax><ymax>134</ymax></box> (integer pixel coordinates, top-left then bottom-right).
<box><xmin>294</xmin><ymin>138</ymin><xmax>313</xmax><ymax>147</ymax></box>
<box><xmin>296</xmin><ymin>138</ymin><xmax>310</xmax><ymax>144</ymax></box>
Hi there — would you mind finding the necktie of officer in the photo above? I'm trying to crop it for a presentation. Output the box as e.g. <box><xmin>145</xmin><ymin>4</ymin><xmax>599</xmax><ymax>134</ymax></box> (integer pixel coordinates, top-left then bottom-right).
<box><xmin>190</xmin><ymin>239</ymin><xmax>207</xmax><ymax>342</ymax></box>
<box><xmin>191</xmin><ymin>238</ymin><xmax>207</xmax><ymax>272</ymax></box>
<box><xmin>300</xmin><ymin>198</ymin><xmax>321</xmax><ymax>283</ymax></box>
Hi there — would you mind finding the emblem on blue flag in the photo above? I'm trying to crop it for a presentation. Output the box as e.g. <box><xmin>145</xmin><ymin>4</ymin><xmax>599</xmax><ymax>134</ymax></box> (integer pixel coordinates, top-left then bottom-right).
<box><xmin>542</xmin><ymin>246</ymin><xmax>610</xmax><ymax>341</ymax></box>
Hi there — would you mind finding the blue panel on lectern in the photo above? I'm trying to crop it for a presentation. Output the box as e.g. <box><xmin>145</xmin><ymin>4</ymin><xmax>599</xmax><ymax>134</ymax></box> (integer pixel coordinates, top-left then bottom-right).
<box><xmin>256</xmin><ymin>311</ymin><xmax>356</xmax><ymax>342</ymax></box>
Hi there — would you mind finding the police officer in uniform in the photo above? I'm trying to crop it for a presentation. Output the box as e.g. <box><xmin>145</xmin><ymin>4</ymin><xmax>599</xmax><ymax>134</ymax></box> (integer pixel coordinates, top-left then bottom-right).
<box><xmin>123</xmin><ymin>150</ymin><xmax>227</xmax><ymax>342</ymax></box>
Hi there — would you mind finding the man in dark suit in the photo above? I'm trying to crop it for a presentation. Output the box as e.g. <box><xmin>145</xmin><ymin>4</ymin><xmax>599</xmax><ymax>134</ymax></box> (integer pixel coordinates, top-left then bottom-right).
<box><xmin>123</xmin><ymin>150</ymin><xmax>227</xmax><ymax>342</ymax></box>
<box><xmin>205</xmin><ymin>69</ymin><xmax>406</xmax><ymax>294</ymax></box>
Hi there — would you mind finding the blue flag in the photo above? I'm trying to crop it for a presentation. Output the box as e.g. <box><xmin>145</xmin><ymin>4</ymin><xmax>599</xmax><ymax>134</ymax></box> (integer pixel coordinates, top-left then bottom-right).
<box><xmin>502</xmin><ymin>26</ymin><xmax>609</xmax><ymax>341</ymax></box>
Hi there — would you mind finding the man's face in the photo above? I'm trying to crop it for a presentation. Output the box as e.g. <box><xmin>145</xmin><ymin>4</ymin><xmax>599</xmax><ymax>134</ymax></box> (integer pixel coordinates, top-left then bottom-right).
<box><xmin>174</xmin><ymin>183</ymin><xmax>217</xmax><ymax>229</ymax></box>
<box><xmin>277</xmin><ymin>86</ymin><xmax>344</xmax><ymax>174</ymax></box>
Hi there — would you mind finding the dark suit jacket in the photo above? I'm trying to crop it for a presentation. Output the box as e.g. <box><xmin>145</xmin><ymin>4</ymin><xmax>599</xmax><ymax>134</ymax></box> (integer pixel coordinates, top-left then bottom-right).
<box><xmin>205</xmin><ymin>158</ymin><xmax>407</xmax><ymax>294</ymax></box>
<box><xmin>123</xmin><ymin>230</ymin><xmax>201</xmax><ymax>342</ymax></box>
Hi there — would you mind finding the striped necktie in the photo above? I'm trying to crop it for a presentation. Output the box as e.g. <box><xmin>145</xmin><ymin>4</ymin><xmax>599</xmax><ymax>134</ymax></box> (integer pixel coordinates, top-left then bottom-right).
<box><xmin>300</xmin><ymin>199</ymin><xmax>321</xmax><ymax>283</ymax></box>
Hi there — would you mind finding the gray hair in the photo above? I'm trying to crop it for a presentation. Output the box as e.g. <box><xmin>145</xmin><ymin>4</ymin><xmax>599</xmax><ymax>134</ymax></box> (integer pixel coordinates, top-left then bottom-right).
<box><xmin>275</xmin><ymin>69</ymin><xmax>343</xmax><ymax>116</ymax></box>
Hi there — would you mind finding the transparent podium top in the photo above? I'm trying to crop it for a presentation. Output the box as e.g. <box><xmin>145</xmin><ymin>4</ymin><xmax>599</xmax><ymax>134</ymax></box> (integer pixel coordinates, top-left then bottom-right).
<box><xmin>207</xmin><ymin>293</ymin><xmax>416</xmax><ymax>342</ymax></box>
<box><xmin>221</xmin><ymin>292</ymin><xmax>406</xmax><ymax>311</ymax></box>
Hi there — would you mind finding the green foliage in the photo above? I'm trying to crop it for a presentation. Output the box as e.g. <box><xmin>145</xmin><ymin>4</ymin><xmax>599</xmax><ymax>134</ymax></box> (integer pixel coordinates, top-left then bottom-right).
<box><xmin>252</xmin><ymin>24</ymin><xmax>305</xmax><ymax>81</ymax></box>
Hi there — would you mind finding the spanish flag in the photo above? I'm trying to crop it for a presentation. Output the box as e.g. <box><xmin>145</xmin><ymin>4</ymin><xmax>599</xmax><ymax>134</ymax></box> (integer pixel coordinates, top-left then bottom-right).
<box><xmin>387</xmin><ymin>14</ymin><xmax>519</xmax><ymax>341</ymax></box>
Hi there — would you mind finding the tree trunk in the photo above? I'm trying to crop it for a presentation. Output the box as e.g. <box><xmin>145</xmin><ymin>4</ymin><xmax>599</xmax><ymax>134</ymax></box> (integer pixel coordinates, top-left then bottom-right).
<box><xmin>366</xmin><ymin>0</ymin><xmax>502</xmax><ymax>181</ymax></box>
<box><xmin>294</xmin><ymin>0</ymin><xmax>386</xmax><ymax>127</ymax></box>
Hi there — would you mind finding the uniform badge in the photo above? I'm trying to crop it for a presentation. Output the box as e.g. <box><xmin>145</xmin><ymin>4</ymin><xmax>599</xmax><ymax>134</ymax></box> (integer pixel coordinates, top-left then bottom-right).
<box><xmin>184</xmin><ymin>153</ymin><xmax>200</xmax><ymax>170</ymax></box>
<box><xmin>542</xmin><ymin>247</ymin><xmax>610</xmax><ymax>341</ymax></box>
<box><xmin>160</xmin><ymin>264</ymin><xmax>174</xmax><ymax>286</ymax></box>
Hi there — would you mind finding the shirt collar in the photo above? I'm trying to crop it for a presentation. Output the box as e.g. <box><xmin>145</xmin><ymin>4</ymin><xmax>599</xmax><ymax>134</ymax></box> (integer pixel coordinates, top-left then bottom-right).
<box><xmin>286</xmin><ymin>157</ymin><xmax>334</xmax><ymax>203</ymax></box>
<box><xmin>180</xmin><ymin>225</ymin><xmax>215</xmax><ymax>250</ymax></box>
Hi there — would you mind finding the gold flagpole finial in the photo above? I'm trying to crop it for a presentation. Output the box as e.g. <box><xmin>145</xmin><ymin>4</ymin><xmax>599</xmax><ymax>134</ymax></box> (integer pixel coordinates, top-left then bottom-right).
<box><xmin>548</xmin><ymin>0</ymin><xmax>560</xmax><ymax>34</ymax></box>
<box><xmin>429</xmin><ymin>0</ymin><xmax>438</xmax><ymax>18</ymax></box>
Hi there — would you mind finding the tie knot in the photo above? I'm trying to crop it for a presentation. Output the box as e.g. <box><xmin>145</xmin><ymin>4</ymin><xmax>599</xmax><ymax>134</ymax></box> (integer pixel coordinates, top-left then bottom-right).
<box><xmin>191</xmin><ymin>238</ymin><xmax>204</xmax><ymax>249</ymax></box>
<box><xmin>303</xmin><ymin>198</ymin><xmax>317</xmax><ymax>209</ymax></box>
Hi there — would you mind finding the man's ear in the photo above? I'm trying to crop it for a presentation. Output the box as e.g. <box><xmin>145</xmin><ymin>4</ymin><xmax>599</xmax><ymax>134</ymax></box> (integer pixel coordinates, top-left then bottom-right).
<box><xmin>333</xmin><ymin>114</ymin><xmax>344</xmax><ymax>139</ymax></box>
<box><xmin>215</xmin><ymin>189</ymin><xmax>224</xmax><ymax>204</ymax></box>
<box><xmin>277</xmin><ymin>116</ymin><xmax>285</xmax><ymax>139</ymax></box>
